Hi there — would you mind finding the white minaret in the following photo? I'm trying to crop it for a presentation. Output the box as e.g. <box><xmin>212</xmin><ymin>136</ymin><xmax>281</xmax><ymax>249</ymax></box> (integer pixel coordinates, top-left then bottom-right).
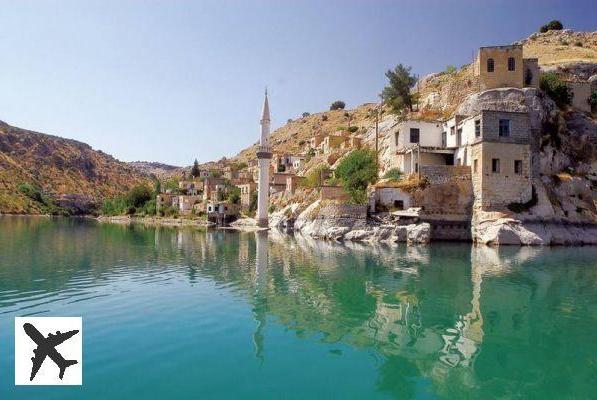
<box><xmin>256</xmin><ymin>89</ymin><xmax>272</xmax><ymax>227</ymax></box>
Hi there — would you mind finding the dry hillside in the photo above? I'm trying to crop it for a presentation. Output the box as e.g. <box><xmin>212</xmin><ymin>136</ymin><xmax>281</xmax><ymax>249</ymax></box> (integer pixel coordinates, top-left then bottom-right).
<box><xmin>0</xmin><ymin>121</ymin><xmax>151</xmax><ymax>214</ymax></box>
<box><xmin>222</xmin><ymin>29</ymin><xmax>596</xmax><ymax>176</ymax></box>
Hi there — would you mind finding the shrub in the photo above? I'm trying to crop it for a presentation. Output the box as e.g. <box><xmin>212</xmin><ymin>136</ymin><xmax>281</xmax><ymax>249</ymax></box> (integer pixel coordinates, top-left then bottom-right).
<box><xmin>287</xmin><ymin>118</ymin><xmax>293</xmax><ymax>124</ymax></box>
<box><xmin>303</xmin><ymin>165</ymin><xmax>330</xmax><ymax>188</ymax></box>
<box><xmin>127</xmin><ymin>184</ymin><xmax>153</xmax><ymax>208</ymax></box>
<box><xmin>248</xmin><ymin>191</ymin><xmax>258</xmax><ymax>213</ymax></box>
<box><xmin>330</xmin><ymin>100</ymin><xmax>346</xmax><ymax>110</ymax></box>
<box><xmin>335</xmin><ymin>149</ymin><xmax>378</xmax><ymax>204</ymax></box>
<box><xmin>540</xmin><ymin>72</ymin><xmax>571</xmax><ymax>108</ymax></box>
<box><xmin>347</xmin><ymin>126</ymin><xmax>358</xmax><ymax>133</ymax></box>
<box><xmin>321</xmin><ymin>115</ymin><xmax>328</xmax><ymax>121</ymax></box>
<box><xmin>574</xmin><ymin>41</ymin><xmax>583</xmax><ymax>47</ymax></box>
<box><xmin>142</xmin><ymin>199</ymin><xmax>157</xmax><ymax>215</ymax></box>
<box><xmin>302</xmin><ymin>112</ymin><xmax>310</xmax><ymax>118</ymax></box>
<box><xmin>17</xmin><ymin>183</ymin><xmax>44</xmax><ymax>203</ymax></box>
<box><xmin>383</xmin><ymin>168</ymin><xmax>403</xmax><ymax>181</ymax></box>
<box><xmin>539</xmin><ymin>20</ymin><xmax>563</xmax><ymax>33</ymax></box>
<box><xmin>268</xmin><ymin>204</ymin><xmax>276</xmax><ymax>213</ymax></box>
<box><xmin>445</xmin><ymin>65</ymin><xmax>457</xmax><ymax>74</ymax></box>
<box><xmin>227</xmin><ymin>186</ymin><xmax>241</xmax><ymax>204</ymax></box>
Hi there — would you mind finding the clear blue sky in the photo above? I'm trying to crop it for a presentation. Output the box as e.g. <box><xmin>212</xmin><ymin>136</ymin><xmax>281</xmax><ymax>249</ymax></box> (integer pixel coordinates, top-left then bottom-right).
<box><xmin>0</xmin><ymin>0</ymin><xmax>594</xmax><ymax>165</ymax></box>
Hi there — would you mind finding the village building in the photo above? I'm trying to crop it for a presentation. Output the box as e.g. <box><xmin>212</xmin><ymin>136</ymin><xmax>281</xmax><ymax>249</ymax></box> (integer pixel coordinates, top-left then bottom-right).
<box><xmin>270</xmin><ymin>172</ymin><xmax>289</xmax><ymax>194</ymax></box>
<box><xmin>285</xmin><ymin>175</ymin><xmax>305</xmax><ymax>196</ymax></box>
<box><xmin>203</xmin><ymin>177</ymin><xmax>226</xmax><ymax>201</ymax></box>
<box><xmin>178</xmin><ymin>195</ymin><xmax>202</xmax><ymax>215</ymax></box>
<box><xmin>207</xmin><ymin>201</ymin><xmax>240</xmax><ymax>225</ymax></box>
<box><xmin>309</xmin><ymin>133</ymin><xmax>326</xmax><ymax>150</ymax></box>
<box><xmin>238</xmin><ymin>182</ymin><xmax>257</xmax><ymax>209</ymax></box>
<box><xmin>474</xmin><ymin>44</ymin><xmax>541</xmax><ymax>90</ymax></box>
<box><xmin>389</xmin><ymin>108</ymin><xmax>532</xmax><ymax>211</ymax></box>
<box><xmin>178</xmin><ymin>180</ymin><xmax>203</xmax><ymax>195</ymax></box>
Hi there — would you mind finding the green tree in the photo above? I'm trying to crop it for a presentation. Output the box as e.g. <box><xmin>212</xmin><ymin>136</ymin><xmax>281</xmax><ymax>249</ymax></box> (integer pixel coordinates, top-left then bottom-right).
<box><xmin>539</xmin><ymin>20</ymin><xmax>563</xmax><ymax>33</ymax></box>
<box><xmin>303</xmin><ymin>165</ymin><xmax>331</xmax><ymax>188</ymax></box>
<box><xmin>227</xmin><ymin>186</ymin><xmax>241</xmax><ymax>204</ymax></box>
<box><xmin>330</xmin><ymin>100</ymin><xmax>346</xmax><ymax>110</ymax></box>
<box><xmin>540</xmin><ymin>72</ymin><xmax>572</xmax><ymax>108</ymax></box>
<box><xmin>127</xmin><ymin>184</ymin><xmax>153</xmax><ymax>208</ymax></box>
<box><xmin>191</xmin><ymin>159</ymin><xmax>200</xmax><ymax>178</ymax></box>
<box><xmin>382</xmin><ymin>64</ymin><xmax>417</xmax><ymax>113</ymax></box>
<box><xmin>335</xmin><ymin>149</ymin><xmax>378</xmax><ymax>204</ymax></box>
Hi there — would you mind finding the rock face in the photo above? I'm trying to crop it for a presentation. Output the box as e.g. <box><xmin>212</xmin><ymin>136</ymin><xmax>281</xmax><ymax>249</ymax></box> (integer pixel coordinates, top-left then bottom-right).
<box><xmin>474</xmin><ymin>217</ymin><xmax>597</xmax><ymax>246</ymax></box>
<box><xmin>290</xmin><ymin>200</ymin><xmax>432</xmax><ymax>245</ymax></box>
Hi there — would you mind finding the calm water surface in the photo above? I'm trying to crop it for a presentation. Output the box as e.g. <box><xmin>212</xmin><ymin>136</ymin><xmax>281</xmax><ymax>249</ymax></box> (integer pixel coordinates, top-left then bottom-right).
<box><xmin>0</xmin><ymin>216</ymin><xmax>596</xmax><ymax>399</ymax></box>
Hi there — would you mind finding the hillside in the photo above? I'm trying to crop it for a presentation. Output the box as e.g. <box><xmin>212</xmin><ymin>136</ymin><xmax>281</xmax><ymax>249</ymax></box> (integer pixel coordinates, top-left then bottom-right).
<box><xmin>222</xmin><ymin>29</ymin><xmax>596</xmax><ymax>174</ymax></box>
<box><xmin>0</xmin><ymin>121</ymin><xmax>151</xmax><ymax>214</ymax></box>
<box><xmin>129</xmin><ymin>161</ymin><xmax>182</xmax><ymax>178</ymax></box>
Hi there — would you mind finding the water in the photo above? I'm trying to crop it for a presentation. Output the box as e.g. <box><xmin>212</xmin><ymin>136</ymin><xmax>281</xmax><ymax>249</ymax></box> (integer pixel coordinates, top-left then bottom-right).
<box><xmin>0</xmin><ymin>216</ymin><xmax>596</xmax><ymax>399</ymax></box>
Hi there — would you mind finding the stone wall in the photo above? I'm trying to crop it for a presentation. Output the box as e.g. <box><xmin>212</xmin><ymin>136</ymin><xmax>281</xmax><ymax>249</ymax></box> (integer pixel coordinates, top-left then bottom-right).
<box><xmin>317</xmin><ymin>203</ymin><xmax>367</xmax><ymax>219</ymax></box>
<box><xmin>320</xmin><ymin>185</ymin><xmax>350</xmax><ymax>201</ymax></box>
<box><xmin>480</xmin><ymin>110</ymin><xmax>530</xmax><ymax>144</ymax></box>
<box><xmin>471</xmin><ymin>142</ymin><xmax>532</xmax><ymax>209</ymax></box>
<box><xmin>566</xmin><ymin>81</ymin><xmax>592</xmax><ymax>113</ymax></box>
<box><xmin>420</xmin><ymin>165</ymin><xmax>471</xmax><ymax>185</ymax></box>
<box><xmin>414</xmin><ymin>166</ymin><xmax>473</xmax><ymax>218</ymax></box>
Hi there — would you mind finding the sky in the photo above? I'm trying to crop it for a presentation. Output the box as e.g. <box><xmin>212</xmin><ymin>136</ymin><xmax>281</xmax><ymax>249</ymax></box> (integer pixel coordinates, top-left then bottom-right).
<box><xmin>0</xmin><ymin>0</ymin><xmax>595</xmax><ymax>166</ymax></box>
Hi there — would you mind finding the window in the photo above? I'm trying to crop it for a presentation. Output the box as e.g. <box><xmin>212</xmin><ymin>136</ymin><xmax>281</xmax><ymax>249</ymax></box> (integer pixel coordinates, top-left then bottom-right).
<box><xmin>492</xmin><ymin>158</ymin><xmax>500</xmax><ymax>173</ymax></box>
<box><xmin>395</xmin><ymin>132</ymin><xmax>399</xmax><ymax>146</ymax></box>
<box><xmin>475</xmin><ymin>119</ymin><xmax>481</xmax><ymax>137</ymax></box>
<box><xmin>441</xmin><ymin>132</ymin><xmax>447</xmax><ymax>147</ymax></box>
<box><xmin>410</xmin><ymin>128</ymin><xmax>420</xmax><ymax>143</ymax></box>
<box><xmin>499</xmin><ymin>119</ymin><xmax>510</xmax><ymax>137</ymax></box>
<box><xmin>514</xmin><ymin>160</ymin><xmax>522</xmax><ymax>174</ymax></box>
<box><xmin>393</xmin><ymin>200</ymin><xmax>404</xmax><ymax>210</ymax></box>
<box><xmin>456</xmin><ymin>128</ymin><xmax>462</xmax><ymax>146</ymax></box>
<box><xmin>450</xmin><ymin>126</ymin><xmax>455</xmax><ymax>135</ymax></box>
<box><xmin>487</xmin><ymin>58</ymin><xmax>494</xmax><ymax>72</ymax></box>
<box><xmin>473</xmin><ymin>159</ymin><xmax>478</xmax><ymax>173</ymax></box>
<box><xmin>508</xmin><ymin>57</ymin><xmax>515</xmax><ymax>71</ymax></box>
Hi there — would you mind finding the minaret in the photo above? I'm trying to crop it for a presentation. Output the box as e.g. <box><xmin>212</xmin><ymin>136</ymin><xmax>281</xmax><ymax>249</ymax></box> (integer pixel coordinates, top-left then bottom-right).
<box><xmin>256</xmin><ymin>89</ymin><xmax>272</xmax><ymax>227</ymax></box>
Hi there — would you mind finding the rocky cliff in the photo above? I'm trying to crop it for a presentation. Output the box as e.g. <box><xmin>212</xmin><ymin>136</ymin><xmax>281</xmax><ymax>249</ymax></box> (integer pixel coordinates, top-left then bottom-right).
<box><xmin>0</xmin><ymin>120</ymin><xmax>151</xmax><ymax>214</ymax></box>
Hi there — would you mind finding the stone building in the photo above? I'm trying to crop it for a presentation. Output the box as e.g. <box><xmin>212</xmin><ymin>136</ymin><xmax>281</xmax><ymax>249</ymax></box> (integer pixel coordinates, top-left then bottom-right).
<box><xmin>238</xmin><ymin>182</ymin><xmax>257</xmax><ymax>209</ymax></box>
<box><xmin>390</xmin><ymin>109</ymin><xmax>532</xmax><ymax>211</ymax></box>
<box><xmin>469</xmin><ymin>110</ymin><xmax>532</xmax><ymax>209</ymax></box>
<box><xmin>178</xmin><ymin>180</ymin><xmax>203</xmax><ymax>195</ymax></box>
<box><xmin>474</xmin><ymin>45</ymin><xmax>540</xmax><ymax>91</ymax></box>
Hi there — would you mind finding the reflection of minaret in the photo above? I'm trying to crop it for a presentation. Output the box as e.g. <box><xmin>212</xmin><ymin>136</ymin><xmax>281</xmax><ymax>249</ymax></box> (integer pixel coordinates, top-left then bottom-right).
<box><xmin>252</xmin><ymin>231</ymin><xmax>269</xmax><ymax>361</ymax></box>
<box><xmin>256</xmin><ymin>89</ymin><xmax>272</xmax><ymax>227</ymax></box>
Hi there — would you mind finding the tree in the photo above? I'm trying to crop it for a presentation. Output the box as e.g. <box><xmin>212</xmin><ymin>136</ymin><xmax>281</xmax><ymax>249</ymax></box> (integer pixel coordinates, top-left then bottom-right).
<box><xmin>191</xmin><ymin>159</ymin><xmax>200</xmax><ymax>178</ymax></box>
<box><xmin>382</xmin><ymin>64</ymin><xmax>418</xmax><ymax>113</ymax></box>
<box><xmin>539</xmin><ymin>20</ymin><xmax>563</xmax><ymax>33</ymax></box>
<box><xmin>227</xmin><ymin>186</ymin><xmax>241</xmax><ymax>204</ymax></box>
<box><xmin>589</xmin><ymin>90</ymin><xmax>597</xmax><ymax>113</ymax></box>
<box><xmin>127</xmin><ymin>184</ymin><xmax>153</xmax><ymax>208</ymax></box>
<box><xmin>335</xmin><ymin>149</ymin><xmax>378</xmax><ymax>204</ymax></box>
<box><xmin>540</xmin><ymin>72</ymin><xmax>572</xmax><ymax>108</ymax></box>
<box><xmin>330</xmin><ymin>100</ymin><xmax>346</xmax><ymax>110</ymax></box>
<box><xmin>302</xmin><ymin>112</ymin><xmax>310</xmax><ymax>118</ymax></box>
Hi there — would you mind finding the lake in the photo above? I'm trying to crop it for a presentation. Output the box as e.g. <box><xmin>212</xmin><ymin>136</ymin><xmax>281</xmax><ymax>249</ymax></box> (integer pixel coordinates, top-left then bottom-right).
<box><xmin>1</xmin><ymin>216</ymin><xmax>596</xmax><ymax>399</ymax></box>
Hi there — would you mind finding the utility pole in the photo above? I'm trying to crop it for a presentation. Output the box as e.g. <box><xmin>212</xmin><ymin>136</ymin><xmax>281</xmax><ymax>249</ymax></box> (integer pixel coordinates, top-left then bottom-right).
<box><xmin>375</xmin><ymin>96</ymin><xmax>383</xmax><ymax>178</ymax></box>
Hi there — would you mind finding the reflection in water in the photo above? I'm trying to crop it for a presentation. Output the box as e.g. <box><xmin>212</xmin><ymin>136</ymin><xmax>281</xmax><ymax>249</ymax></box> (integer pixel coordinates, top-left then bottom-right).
<box><xmin>0</xmin><ymin>216</ymin><xmax>597</xmax><ymax>399</ymax></box>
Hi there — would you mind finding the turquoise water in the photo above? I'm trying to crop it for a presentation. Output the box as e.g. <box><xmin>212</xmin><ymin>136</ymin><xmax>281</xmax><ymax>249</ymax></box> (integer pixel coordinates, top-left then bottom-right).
<box><xmin>0</xmin><ymin>217</ymin><xmax>596</xmax><ymax>399</ymax></box>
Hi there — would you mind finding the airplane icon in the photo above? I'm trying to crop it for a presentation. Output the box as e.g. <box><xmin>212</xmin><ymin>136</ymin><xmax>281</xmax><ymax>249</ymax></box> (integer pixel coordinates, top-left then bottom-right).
<box><xmin>23</xmin><ymin>322</ymin><xmax>79</xmax><ymax>381</ymax></box>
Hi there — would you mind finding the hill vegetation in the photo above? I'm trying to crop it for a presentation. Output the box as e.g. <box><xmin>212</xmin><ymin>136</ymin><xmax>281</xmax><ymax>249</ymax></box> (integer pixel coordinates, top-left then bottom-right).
<box><xmin>0</xmin><ymin>120</ymin><xmax>151</xmax><ymax>214</ymax></box>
